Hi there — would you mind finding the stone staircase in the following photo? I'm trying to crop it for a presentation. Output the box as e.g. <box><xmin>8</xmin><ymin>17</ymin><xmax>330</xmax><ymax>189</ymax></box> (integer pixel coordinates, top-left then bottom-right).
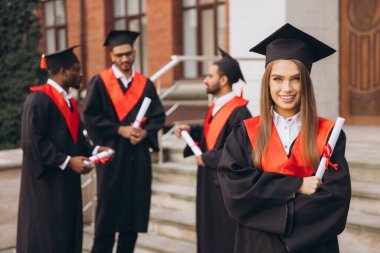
<box><xmin>161</xmin><ymin>80</ymin><xmax>209</xmax><ymax>125</ymax></box>
<box><xmin>339</xmin><ymin>126</ymin><xmax>380</xmax><ymax>253</ymax></box>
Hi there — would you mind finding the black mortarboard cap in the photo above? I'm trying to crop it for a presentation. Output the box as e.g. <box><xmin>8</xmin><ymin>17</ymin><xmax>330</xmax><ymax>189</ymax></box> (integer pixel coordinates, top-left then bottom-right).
<box><xmin>214</xmin><ymin>48</ymin><xmax>246</xmax><ymax>84</ymax></box>
<box><xmin>43</xmin><ymin>46</ymin><xmax>80</xmax><ymax>70</ymax></box>
<box><xmin>103</xmin><ymin>30</ymin><xmax>140</xmax><ymax>47</ymax></box>
<box><xmin>249</xmin><ymin>23</ymin><xmax>336</xmax><ymax>72</ymax></box>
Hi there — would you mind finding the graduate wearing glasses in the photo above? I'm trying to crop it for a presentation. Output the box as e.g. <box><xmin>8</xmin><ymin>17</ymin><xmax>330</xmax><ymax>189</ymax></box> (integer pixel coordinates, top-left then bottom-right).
<box><xmin>83</xmin><ymin>30</ymin><xmax>165</xmax><ymax>253</ymax></box>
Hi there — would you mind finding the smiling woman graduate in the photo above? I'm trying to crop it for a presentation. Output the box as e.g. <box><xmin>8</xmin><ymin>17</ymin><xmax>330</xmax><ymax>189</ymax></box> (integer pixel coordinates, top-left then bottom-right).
<box><xmin>217</xmin><ymin>23</ymin><xmax>351</xmax><ymax>253</ymax></box>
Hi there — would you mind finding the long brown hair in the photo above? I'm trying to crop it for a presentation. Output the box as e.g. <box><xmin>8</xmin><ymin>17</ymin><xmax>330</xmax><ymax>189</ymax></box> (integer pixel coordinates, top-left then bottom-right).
<box><xmin>253</xmin><ymin>59</ymin><xmax>319</xmax><ymax>170</ymax></box>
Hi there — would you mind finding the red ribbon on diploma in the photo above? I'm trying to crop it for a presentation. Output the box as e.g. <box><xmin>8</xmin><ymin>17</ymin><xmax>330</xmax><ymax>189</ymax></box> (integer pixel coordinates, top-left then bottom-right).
<box><xmin>92</xmin><ymin>155</ymin><xmax>109</xmax><ymax>164</ymax></box>
<box><xmin>194</xmin><ymin>141</ymin><xmax>201</xmax><ymax>152</ymax></box>
<box><xmin>134</xmin><ymin>116</ymin><xmax>147</xmax><ymax>128</ymax></box>
<box><xmin>323</xmin><ymin>144</ymin><xmax>339</xmax><ymax>171</ymax></box>
<box><xmin>140</xmin><ymin>116</ymin><xmax>147</xmax><ymax>126</ymax></box>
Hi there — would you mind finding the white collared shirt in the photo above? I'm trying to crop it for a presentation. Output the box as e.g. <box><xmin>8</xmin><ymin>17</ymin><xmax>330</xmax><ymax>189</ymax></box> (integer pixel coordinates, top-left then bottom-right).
<box><xmin>272</xmin><ymin>109</ymin><xmax>301</xmax><ymax>155</ymax></box>
<box><xmin>47</xmin><ymin>79</ymin><xmax>72</xmax><ymax>108</ymax></box>
<box><xmin>112</xmin><ymin>64</ymin><xmax>135</xmax><ymax>89</ymax></box>
<box><xmin>212</xmin><ymin>91</ymin><xmax>236</xmax><ymax>116</ymax></box>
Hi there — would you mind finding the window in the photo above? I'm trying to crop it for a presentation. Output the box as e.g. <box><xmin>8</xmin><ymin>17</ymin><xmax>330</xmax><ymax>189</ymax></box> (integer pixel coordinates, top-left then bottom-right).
<box><xmin>43</xmin><ymin>0</ymin><xmax>67</xmax><ymax>53</ymax></box>
<box><xmin>182</xmin><ymin>0</ymin><xmax>226</xmax><ymax>78</ymax></box>
<box><xmin>113</xmin><ymin>0</ymin><xmax>147</xmax><ymax>74</ymax></box>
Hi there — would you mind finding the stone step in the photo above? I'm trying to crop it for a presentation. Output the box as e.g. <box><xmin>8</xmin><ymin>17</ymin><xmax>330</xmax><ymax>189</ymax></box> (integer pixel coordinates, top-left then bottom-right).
<box><xmin>84</xmin><ymin>225</ymin><xmax>196</xmax><ymax>253</ymax></box>
<box><xmin>338</xmin><ymin>240</ymin><xmax>380</xmax><ymax>253</ymax></box>
<box><xmin>83</xmin><ymin>205</ymin><xmax>197</xmax><ymax>245</ymax></box>
<box><xmin>345</xmin><ymin>131</ymin><xmax>380</xmax><ymax>185</ymax></box>
<box><xmin>151</xmin><ymin>182</ymin><xmax>196</xmax><ymax>214</ymax></box>
<box><xmin>350</xmin><ymin>181</ymin><xmax>380</xmax><ymax>215</ymax></box>
<box><xmin>163</xmin><ymin>100</ymin><xmax>209</xmax><ymax>106</ymax></box>
<box><xmin>349</xmin><ymin>162</ymin><xmax>380</xmax><ymax>185</ymax></box>
<box><xmin>164</xmin><ymin>104</ymin><xmax>208</xmax><ymax>126</ymax></box>
<box><xmin>82</xmin><ymin>230</ymin><xmax>93</xmax><ymax>252</ymax></box>
<box><xmin>162</xmin><ymin>137</ymin><xmax>199</xmax><ymax>164</ymax></box>
<box><xmin>137</xmin><ymin>233</ymin><xmax>196</xmax><ymax>253</ymax></box>
<box><xmin>82</xmin><ymin>228</ymin><xmax>157</xmax><ymax>253</ymax></box>
<box><xmin>0</xmin><ymin>248</ymin><xmax>16</xmax><ymax>253</ymax></box>
<box><xmin>0</xmin><ymin>149</ymin><xmax>22</xmax><ymax>170</ymax></box>
<box><xmin>341</xmin><ymin>210</ymin><xmax>380</xmax><ymax>251</ymax></box>
<box><xmin>149</xmin><ymin>208</ymin><xmax>196</xmax><ymax>243</ymax></box>
<box><xmin>162</xmin><ymin>81</ymin><xmax>207</xmax><ymax>101</ymax></box>
<box><xmin>152</xmin><ymin>162</ymin><xmax>197</xmax><ymax>187</ymax></box>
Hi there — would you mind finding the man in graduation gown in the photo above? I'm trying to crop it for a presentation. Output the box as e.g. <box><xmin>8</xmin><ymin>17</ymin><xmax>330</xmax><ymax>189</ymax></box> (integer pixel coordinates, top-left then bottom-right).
<box><xmin>17</xmin><ymin>46</ymin><xmax>113</xmax><ymax>253</ymax></box>
<box><xmin>175</xmin><ymin>48</ymin><xmax>251</xmax><ymax>253</ymax></box>
<box><xmin>82</xmin><ymin>30</ymin><xmax>166</xmax><ymax>253</ymax></box>
<box><xmin>217</xmin><ymin>24</ymin><xmax>351</xmax><ymax>253</ymax></box>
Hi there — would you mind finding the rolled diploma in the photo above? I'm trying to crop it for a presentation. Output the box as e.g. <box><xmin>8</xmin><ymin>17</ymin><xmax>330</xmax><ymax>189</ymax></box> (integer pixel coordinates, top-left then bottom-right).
<box><xmin>315</xmin><ymin>117</ymin><xmax>345</xmax><ymax>179</ymax></box>
<box><xmin>132</xmin><ymin>97</ymin><xmax>152</xmax><ymax>128</ymax></box>
<box><xmin>181</xmin><ymin>131</ymin><xmax>202</xmax><ymax>156</ymax></box>
<box><xmin>84</xmin><ymin>149</ymin><xmax>114</xmax><ymax>165</ymax></box>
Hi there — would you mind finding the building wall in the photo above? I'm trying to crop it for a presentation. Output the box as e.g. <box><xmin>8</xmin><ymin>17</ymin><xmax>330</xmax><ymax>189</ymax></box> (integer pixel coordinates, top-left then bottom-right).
<box><xmin>286</xmin><ymin>0</ymin><xmax>339</xmax><ymax>120</ymax></box>
<box><xmin>63</xmin><ymin>0</ymin><xmax>108</xmax><ymax>85</ymax></box>
<box><xmin>83</xmin><ymin>0</ymin><xmax>109</xmax><ymax>79</ymax></box>
<box><xmin>229</xmin><ymin>0</ymin><xmax>340</xmax><ymax>120</ymax></box>
<box><xmin>62</xmin><ymin>0</ymin><xmax>177</xmax><ymax>88</ymax></box>
<box><xmin>146</xmin><ymin>0</ymin><xmax>181</xmax><ymax>88</ymax></box>
<box><xmin>229</xmin><ymin>0</ymin><xmax>287</xmax><ymax>116</ymax></box>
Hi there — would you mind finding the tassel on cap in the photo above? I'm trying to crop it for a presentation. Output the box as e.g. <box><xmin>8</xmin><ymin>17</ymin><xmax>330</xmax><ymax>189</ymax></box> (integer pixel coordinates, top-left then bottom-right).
<box><xmin>40</xmin><ymin>54</ymin><xmax>47</xmax><ymax>69</ymax></box>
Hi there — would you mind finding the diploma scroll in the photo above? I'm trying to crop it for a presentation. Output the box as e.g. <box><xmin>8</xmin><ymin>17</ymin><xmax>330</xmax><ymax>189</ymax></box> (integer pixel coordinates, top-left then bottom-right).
<box><xmin>315</xmin><ymin>117</ymin><xmax>345</xmax><ymax>179</ymax></box>
<box><xmin>84</xmin><ymin>149</ymin><xmax>114</xmax><ymax>165</ymax></box>
<box><xmin>132</xmin><ymin>97</ymin><xmax>152</xmax><ymax>128</ymax></box>
<box><xmin>181</xmin><ymin>130</ymin><xmax>202</xmax><ymax>156</ymax></box>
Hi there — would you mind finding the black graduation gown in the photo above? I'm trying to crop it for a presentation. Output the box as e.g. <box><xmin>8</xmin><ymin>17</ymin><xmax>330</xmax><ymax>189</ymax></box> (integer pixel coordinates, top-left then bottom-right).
<box><xmin>17</xmin><ymin>91</ymin><xmax>93</xmax><ymax>253</ymax></box>
<box><xmin>217</xmin><ymin>123</ymin><xmax>351</xmax><ymax>253</ymax></box>
<box><xmin>184</xmin><ymin>106</ymin><xmax>251</xmax><ymax>253</ymax></box>
<box><xmin>82</xmin><ymin>75</ymin><xmax>165</xmax><ymax>234</ymax></box>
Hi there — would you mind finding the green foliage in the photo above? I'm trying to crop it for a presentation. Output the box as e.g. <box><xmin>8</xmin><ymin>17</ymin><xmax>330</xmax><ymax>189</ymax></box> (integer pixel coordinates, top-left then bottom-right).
<box><xmin>0</xmin><ymin>0</ymin><xmax>45</xmax><ymax>149</ymax></box>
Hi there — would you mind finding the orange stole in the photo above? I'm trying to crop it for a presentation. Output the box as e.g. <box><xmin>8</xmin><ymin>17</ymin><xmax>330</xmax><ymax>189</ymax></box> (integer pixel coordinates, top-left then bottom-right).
<box><xmin>30</xmin><ymin>84</ymin><xmax>80</xmax><ymax>143</ymax></box>
<box><xmin>204</xmin><ymin>97</ymin><xmax>248</xmax><ymax>150</ymax></box>
<box><xmin>99</xmin><ymin>68</ymin><xmax>147</xmax><ymax>122</ymax></box>
<box><xmin>243</xmin><ymin>116</ymin><xmax>334</xmax><ymax>177</ymax></box>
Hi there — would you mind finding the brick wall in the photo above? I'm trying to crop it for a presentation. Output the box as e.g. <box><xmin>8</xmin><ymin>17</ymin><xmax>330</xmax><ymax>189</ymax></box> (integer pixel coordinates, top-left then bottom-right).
<box><xmin>146</xmin><ymin>0</ymin><xmax>180</xmax><ymax>88</ymax></box>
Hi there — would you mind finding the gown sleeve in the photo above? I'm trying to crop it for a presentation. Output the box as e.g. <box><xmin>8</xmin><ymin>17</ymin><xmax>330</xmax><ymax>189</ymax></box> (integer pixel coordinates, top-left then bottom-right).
<box><xmin>21</xmin><ymin>93</ymin><xmax>68</xmax><ymax>178</ymax></box>
<box><xmin>281</xmin><ymin>131</ymin><xmax>351</xmax><ymax>252</ymax></box>
<box><xmin>217</xmin><ymin>123</ymin><xmax>303</xmax><ymax>235</ymax></box>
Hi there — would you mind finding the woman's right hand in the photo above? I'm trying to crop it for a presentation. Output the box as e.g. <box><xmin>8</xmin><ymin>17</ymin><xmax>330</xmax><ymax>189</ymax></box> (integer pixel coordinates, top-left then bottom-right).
<box><xmin>298</xmin><ymin>176</ymin><xmax>322</xmax><ymax>195</ymax></box>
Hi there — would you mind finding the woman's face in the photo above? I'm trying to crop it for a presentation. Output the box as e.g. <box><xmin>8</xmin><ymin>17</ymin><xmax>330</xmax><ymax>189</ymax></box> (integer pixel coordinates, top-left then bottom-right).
<box><xmin>269</xmin><ymin>60</ymin><xmax>301</xmax><ymax>118</ymax></box>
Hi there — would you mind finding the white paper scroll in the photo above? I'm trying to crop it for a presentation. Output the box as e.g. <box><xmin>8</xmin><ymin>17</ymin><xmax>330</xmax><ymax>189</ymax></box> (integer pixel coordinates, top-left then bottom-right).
<box><xmin>181</xmin><ymin>130</ymin><xmax>202</xmax><ymax>156</ymax></box>
<box><xmin>84</xmin><ymin>149</ymin><xmax>114</xmax><ymax>165</ymax></box>
<box><xmin>132</xmin><ymin>97</ymin><xmax>152</xmax><ymax>128</ymax></box>
<box><xmin>315</xmin><ymin>117</ymin><xmax>345</xmax><ymax>179</ymax></box>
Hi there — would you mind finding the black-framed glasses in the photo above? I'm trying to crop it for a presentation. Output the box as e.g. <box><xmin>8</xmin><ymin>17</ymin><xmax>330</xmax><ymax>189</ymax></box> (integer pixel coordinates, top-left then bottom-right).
<box><xmin>114</xmin><ymin>50</ymin><xmax>134</xmax><ymax>58</ymax></box>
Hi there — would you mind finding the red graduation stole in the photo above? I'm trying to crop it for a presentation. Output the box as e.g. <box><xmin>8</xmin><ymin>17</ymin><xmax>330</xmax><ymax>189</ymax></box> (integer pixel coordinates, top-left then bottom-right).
<box><xmin>243</xmin><ymin>116</ymin><xmax>334</xmax><ymax>177</ymax></box>
<box><xmin>99</xmin><ymin>68</ymin><xmax>147</xmax><ymax>122</ymax></box>
<box><xmin>203</xmin><ymin>97</ymin><xmax>248</xmax><ymax>150</ymax></box>
<box><xmin>30</xmin><ymin>84</ymin><xmax>79</xmax><ymax>143</ymax></box>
